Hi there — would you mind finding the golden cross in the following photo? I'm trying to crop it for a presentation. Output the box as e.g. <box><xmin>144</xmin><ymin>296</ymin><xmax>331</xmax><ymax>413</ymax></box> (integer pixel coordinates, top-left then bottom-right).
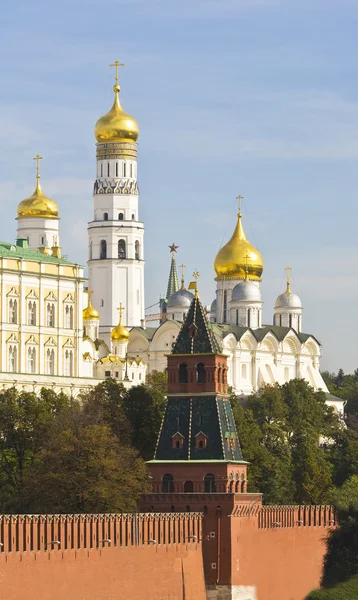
<box><xmin>244</xmin><ymin>254</ymin><xmax>250</xmax><ymax>278</ymax></box>
<box><xmin>179</xmin><ymin>264</ymin><xmax>185</xmax><ymax>280</ymax></box>
<box><xmin>117</xmin><ymin>302</ymin><xmax>125</xmax><ymax>322</ymax></box>
<box><xmin>87</xmin><ymin>287</ymin><xmax>93</xmax><ymax>300</ymax></box>
<box><xmin>236</xmin><ymin>195</ymin><xmax>244</xmax><ymax>214</ymax></box>
<box><xmin>193</xmin><ymin>270</ymin><xmax>200</xmax><ymax>281</ymax></box>
<box><xmin>33</xmin><ymin>154</ymin><xmax>43</xmax><ymax>180</ymax></box>
<box><xmin>109</xmin><ymin>59</ymin><xmax>124</xmax><ymax>85</ymax></box>
<box><xmin>285</xmin><ymin>266</ymin><xmax>291</xmax><ymax>291</ymax></box>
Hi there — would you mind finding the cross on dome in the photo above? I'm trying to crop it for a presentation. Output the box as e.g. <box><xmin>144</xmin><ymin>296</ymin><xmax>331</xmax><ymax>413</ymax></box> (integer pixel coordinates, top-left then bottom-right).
<box><xmin>109</xmin><ymin>59</ymin><xmax>124</xmax><ymax>87</ymax></box>
<box><xmin>285</xmin><ymin>266</ymin><xmax>292</xmax><ymax>292</ymax></box>
<box><xmin>33</xmin><ymin>154</ymin><xmax>43</xmax><ymax>180</ymax></box>
<box><xmin>236</xmin><ymin>194</ymin><xmax>244</xmax><ymax>215</ymax></box>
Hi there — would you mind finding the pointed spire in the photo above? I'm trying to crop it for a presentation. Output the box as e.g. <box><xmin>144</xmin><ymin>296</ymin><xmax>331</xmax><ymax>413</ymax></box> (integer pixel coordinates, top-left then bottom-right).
<box><xmin>166</xmin><ymin>244</ymin><xmax>180</xmax><ymax>300</ymax></box>
<box><xmin>172</xmin><ymin>291</ymin><xmax>222</xmax><ymax>355</ymax></box>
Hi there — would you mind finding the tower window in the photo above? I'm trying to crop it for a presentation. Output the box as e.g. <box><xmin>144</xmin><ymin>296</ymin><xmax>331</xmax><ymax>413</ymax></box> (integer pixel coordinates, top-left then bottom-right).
<box><xmin>118</xmin><ymin>239</ymin><xmax>126</xmax><ymax>259</ymax></box>
<box><xmin>236</xmin><ymin>309</ymin><xmax>238</xmax><ymax>326</ymax></box>
<box><xmin>247</xmin><ymin>309</ymin><xmax>251</xmax><ymax>328</ymax></box>
<box><xmin>130</xmin><ymin>163</ymin><xmax>133</xmax><ymax>178</ymax></box>
<box><xmin>100</xmin><ymin>240</ymin><xmax>107</xmax><ymax>259</ymax></box>
<box><xmin>179</xmin><ymin>363</ymin><xmax>188</xmax><ymax>384</ymax></box>
<box><xmin>101</xmin><ymin>164</ymin><xmax>103</xmax><ymax>177</ymax></box>
<box><xmin>132</xmin><ymin>214</ymin><xmax>135</xmax><ymax>220</ymax></box>
<box><xmin>107</xmin><ymin>163</ymin><xmax>110</xmax><ymax>176</ymax></box>
<box><xmin>89</xmin><ymin>241</ymin><xmax>93</xmax><ymax>260</ymax></box>
<box><xmin>162</xmin><ymin>474</ymin><xmax>174</xmax><ymax>493</ymax></box>
<box><xmin>204</xmin><ymin>473</ymin><xmax>216</xmax><ymax>493</ymax></box>
<box><xmin>196</xmin><ymin>362</ymin><xmax>206</xmax><ymax>384</ymax></box>
<box><xmin>289</xmin><ymin>314</ymin><xmax>292</xmax><ymax>328</ymax></box>
<box><xmin>223</xmin><ymin>290</ymin><xmax>227</xmax><ymax>323</ymax></box>
<box><xmin>118</xmin><ymin>213</ymin><xmax>124</xmax><ymax>220</ymax></box>
<box><xmin>135</xmin><ymin>240</ymin><xmax>140</xmax><ymax>260</ymax></box>
<box><xmin>103</xmin><ymin>212</ymin><xmax>108</xmax><ymax>221</ymax></box>
<box><xmin>123</xmin><ymin>163</ymin><xmax>126</xmax><ymax>177</ymax></box>
<box><xmin>116</xmin><ymin>163</ymin><xmax>118</xmax><ymax>177</ymax></box>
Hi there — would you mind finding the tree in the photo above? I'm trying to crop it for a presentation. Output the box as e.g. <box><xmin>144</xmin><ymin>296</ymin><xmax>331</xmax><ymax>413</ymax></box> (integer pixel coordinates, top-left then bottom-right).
<box><xmin>123</xmin><ymin>385</ymin><xmax>166</xmax><ymax>460</ymax></box>
<box><xmin>23</xmin><ymin>424</ymin><xmax>149</xmax><ymax>513</ymax></box>
<box><xmin>334</xmin><ymin>369</ymin><xmax>345</xmax><ymax>387</ymax></box>
<box><xmin>146</xmin><ymin>370</ymin><xmax>168</xmax><ymax>395</ymax></box>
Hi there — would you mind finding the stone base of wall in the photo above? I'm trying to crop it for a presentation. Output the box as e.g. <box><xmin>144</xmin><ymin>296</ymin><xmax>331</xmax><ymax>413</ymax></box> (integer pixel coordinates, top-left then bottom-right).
<box><xmin>207</xmin><ymin>585</ymin><xmax>256</xmax><ymax>600</ymax></box>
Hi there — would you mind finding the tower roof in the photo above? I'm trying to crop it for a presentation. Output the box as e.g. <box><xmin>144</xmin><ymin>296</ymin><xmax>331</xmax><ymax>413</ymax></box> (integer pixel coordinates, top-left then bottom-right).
<box><xmin>18</xmin><ymin>155</ymin><xmax>58</xmax><ymax>219</ymax></box>
<box><xmin>166</xmin><ymin>244</ymin><xmax>180</xmax><ymax>300</ymax></box>
<box><xmin>172</xmin><ymin>293</ymin><xmax>222</xmax><ymax>355</ymax></box>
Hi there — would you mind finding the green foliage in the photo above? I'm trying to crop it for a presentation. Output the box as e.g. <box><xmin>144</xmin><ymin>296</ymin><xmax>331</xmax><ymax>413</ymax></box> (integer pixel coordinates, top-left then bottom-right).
<box><xmin>305</xmin><ymin>575</ymin><xmax>358</xmax><ymax>599</ymax></box>
<box><xmin>146</xmin><ymin>370</ymin><xmax>168</xmax><ymax>395</ymax></box>
<box><xmin>232</xmin><ymin>379</ymin><xmax>340</xmax><ymax>504</ymax></box>
<box><xmin>0</xmin><ymin>380</ymin><xmax>162</xmax><ymax>513</ymax></box>
<box><xmin>321</xmin><ymin>369</ymin><xmax>358</xmax><ymax>417</ymax></box>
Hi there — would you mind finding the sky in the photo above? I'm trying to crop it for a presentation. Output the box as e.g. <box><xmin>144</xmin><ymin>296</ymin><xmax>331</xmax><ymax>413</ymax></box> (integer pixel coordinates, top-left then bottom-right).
<box><xmin>0</xmin><ymin>0</ymin><xmax>358</xmax><ymax>372</ymax></box>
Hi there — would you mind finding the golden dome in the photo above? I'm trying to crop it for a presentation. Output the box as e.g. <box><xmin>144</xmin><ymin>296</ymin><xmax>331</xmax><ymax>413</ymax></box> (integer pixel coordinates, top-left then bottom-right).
<box><xmin>95</xmin><ymin>83</ymin><xmax>139</xmax><ymax>143</ymax></box>
<box><xmin>214</xmin><ymin>212</ymin><xmax>264</xmax><ymax>280</ymax></box>
<box><xmin>111</xmin><ymin>304</ymin><xmax>129</xmax><ymax>342</ymax></box>
<box><xmin>17</xmin><ymin>178</ymin><xmax>58</xmax><ymax>219</ymax></box>
<box><xmin>83</xmin><ymin>290</ymin><xmax>99</xmax><ymax>320</ymax></box>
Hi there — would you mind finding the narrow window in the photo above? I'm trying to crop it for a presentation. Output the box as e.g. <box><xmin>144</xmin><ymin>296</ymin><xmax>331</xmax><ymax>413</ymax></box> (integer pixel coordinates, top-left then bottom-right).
<box><xmin>204</xmin><ymin>474</ymin><xmax>216</xmax><ymax>493</ymax></box>
<box><xmin>179</xmin><ymin>363</ymin><xmax>188</xmax><ymax>384</ymax></box>
<box><xmin>196</xmin><ymin>362</ymin><xmax>206</xmax><ymax>384</ymax></box>
<box><xmin>123</xmin><ymin>163</ymin><xmax>126</xmax><ymax>177</ymax></box>
<box><xmin>236</xmin><ymin>309</ymin><xmax>238</xmax><ymax>326</ymax></box>
<box><xmin>135</xmin><ymin>240</ymin><xmax>140</xmax><ymax>260</ymax></box>
<box><xmin>100</xmin><ymin>240</ymin><xmax>107</xmax><ymax>259</ymax></box>
<box><xmin>28</xmin><ymin>301</ymin><xmax>36</xmax><ymax>326</ymax></box>
<box><xmin>289</xmin><ymin>314</ymin><xmax>292</xmax><ymax>328</ymax></box>
<box><xmin>46</xmin><ymin>348</ymin><xmax>55</xmax><ymax>375</ymax></box>
<box><xmin>47</xmin><ymin>303</ymin><xmax>55</xmax><ymax>327</ymax></box>
<box><xmin>184</xmin><ymin>481</ymin><xmax>194</xmax><ymax>493</ymax></box>
<box><xmin>8</xmin><ymin>345</ymin><xmax>17</xmax><ymax>372</ymax></box>
<box><xmin>118</xmin><ymin>239</ymin><xmax>126</xmax><ymax>259</ymax></box>
<box><xmin>64</xmin><ymin>350</ymin><xmax>73</xmax><ymax>377</ymax></box>
<box><xmin>247</xmin><ymin>309</ymin><xmax>251</xmax><ymax>328</ymax></box>
<box><xmin>9</xmin><ymin>299</ymin><xmax>18</xmax><ymax>324</ymax></box>
<box><xmin>100</xmin><ymin>164</ymin><xmax>103</xmax><ymax>177</ymax></box>
<box><xmin>132</xmin><ymin>214</ymin><xmax>135</xmax><ymax>220</ymax></box>
<box><xmin>130</xmin><ymin>163</ymin><xmax>133</xmax><ymax>178</ymax></box>
<box><xmin>116</xmin><ymin>162</ymin><xmax>118</xmax><ymax>177</ymax></box>
<box><xmin>223</xmin><ymin>290</ymin><xmax>227</xmax><ymax>323</ymax></box>
<box><xmin>162</xmin><ymin>474</ymin><xmax>174</xmax><ymax>493</ymax></box>
<box><xmin>27</xmin><ymin>347</ymin><xmax>36</xmax><ymax>374</ymax></box>
<box><xmin>107</xmin><ymin>163</ymin><xmax>110</xmax><ymax>176</ymax></box>
<box><xmin>103</xmin><ymin>212</ymin><xmax>108</xmax><ymax>221</ymax></box>
<box><xmin>118</xmin><ymin>213</ymin><xmax>124</xmax><ymax>220</ymax></box>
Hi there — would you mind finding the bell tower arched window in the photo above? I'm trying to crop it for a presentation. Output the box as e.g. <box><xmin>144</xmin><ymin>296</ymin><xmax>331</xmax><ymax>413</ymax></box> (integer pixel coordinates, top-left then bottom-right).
<box><xmin>100</xmin><ymin>240</ymin><xmax>107</xmax><ymax>259</ymax></box>
<box><xmin>196</xmin><ymin>362</ymin><xmax>206</xmax><ymax>384</ymax></box>
<box><xmin>103</xmin><ymin>212</ymin><xmax>108</xmax><ymax>221</ymax></box>
<box><xmin>118</xmin><ymin>213</ymin><xmax>124</xmax><ymax>220</ymax></box>
<box><xmin>118</xmin><ymin>239</ymin><xmax>126</xmax><ymax>259</ymax></box>
<box><xmin>204</xmin><ymin>473</ymin><xmax>216</xmax><ymax>493</ymax></box>
<box><xmin>162</xmin><ymin>474</ymin><xmax>174</xmax><ymax>493</ymax></box>
<box><xmin>135</xmin><ymin>240</ymin><xmax>140</xmax><ymax>260</ymax></box>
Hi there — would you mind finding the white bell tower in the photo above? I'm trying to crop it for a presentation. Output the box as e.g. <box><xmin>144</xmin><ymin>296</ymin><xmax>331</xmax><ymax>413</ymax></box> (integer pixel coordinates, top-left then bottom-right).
<box><xmin>88</xmin><ymin>61</ymin><xmax>145</xmax><ymax>343</ymax></box>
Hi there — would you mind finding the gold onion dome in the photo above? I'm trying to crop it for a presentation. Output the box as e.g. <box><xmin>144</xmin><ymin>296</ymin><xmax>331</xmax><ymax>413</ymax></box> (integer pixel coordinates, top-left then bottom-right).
<box><xmin>214</xmin><ymin>212</ymin><xmax>263</xmax><ymax>281</ymax></box>
<box><xmin>95</xmin><ymin>83</ymin><xmax>139</xmax><ymax>143</ymax></box>
<box><xmin>111</xmin><ymin>307</ymin><xmax>129</xmax><ymax>342</ymax></box>
<box><xmin>83</xmin><ymin>291</ymin><xmax>99</xmax><ymax>320</ymax></box>
<box><xmin>18</xmin><ymin>177</ymin><xmax>58</xmax><ymax>219</ymax></box>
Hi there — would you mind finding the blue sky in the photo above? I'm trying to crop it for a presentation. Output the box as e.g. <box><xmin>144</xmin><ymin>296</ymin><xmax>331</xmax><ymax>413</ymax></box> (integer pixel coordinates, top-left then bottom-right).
<box><xmin>1</xmin><ymin>0</ymin><xmax>358</xmax><ymax>372</ymax></box>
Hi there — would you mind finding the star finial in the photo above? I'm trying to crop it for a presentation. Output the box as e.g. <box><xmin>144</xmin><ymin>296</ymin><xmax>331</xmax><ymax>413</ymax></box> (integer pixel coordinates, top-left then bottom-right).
<box><xmin>169</xmin><ymin>243</ymin><xmax>179</xmax><ymax>255</ymax></box>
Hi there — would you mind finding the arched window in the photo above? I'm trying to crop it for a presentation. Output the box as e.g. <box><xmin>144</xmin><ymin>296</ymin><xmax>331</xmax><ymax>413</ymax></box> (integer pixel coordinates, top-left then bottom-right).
<box><xmin>179</xmin><ymin>363</ymin><xmax>188</xmax><ymax>384</ymax></box>
<box><xmin>100</xmin><ymin>240</ymin><xmax>107</xmax><ymax>259</ymax></box>
<box><xmin>184</xmin><ymin>481</ymin><xmax>194</xmax><ymax>493</ymax></box>
<box><xmin>107</xmin><ymin>163</ymin><xmax>110</xmax><ymax>176</ymax></box>
<box><xmin>64</xmin><ymin>349</ymin><xmax>73</xmax><ymax>377</ymax></box>
<box><xmin>9</xmin><ymin>299</ymin><xmax>17</xmax><ymax>324</ymax></box>
<box><xmin>123</xmin><ymin>163</ymin><xmax>126</xmax><ymax>177</ymax></box>
<box><xmin>247</xmin><ymin>308</ymin><xmax>251</xmax><ymax>328</ymax></box>
<box><xmin>27</xmin><ymin>347</ymin><xmax>36</xmax><ymax>374</ymax></box>
<box><xmin>46</xmin><ymin>349</ymin><xmax>55</xmax><ymax>375</ymax></box>
<box><xmin>204</xmin><ymin>474</ymin><xmax>216</xmax><ymax>493</ymax></box>
<box><xmin>135</xmin><ymin>240</ymin><xmax>140</xmax><ymax>260</ymax></box>
<box><xmin>241</xmin><ymin>473</ymin><xmax>245</xmax><ymax>493</ymax></box>
<box><xmin>223</xmin><ymin>290</ymin><xmax>227</xmax><ymax>323</ymax></box>
<box><xmin>289</xmin><ymin>314</ymin><xmax>292</xmax><ymax>328</ymax></box>
<box><xmin>162</xmin><ymin>473</ymin><xmax>174</xmax><ymax>493</ymax></box>
<box><xmin>89</xmin><ymin>241</ymin><xmax>93</xmax><ymax>260</ymax></box>
<box><xmin>118</xmin><ymin>239</ymin><xmax>126</xmax><ymax>259</ymax></box>
<box><xmin>236</xmin><ymin>309</ymin><xmax>239</xmax><ymax>326</ymax></box>
<box><xmin>217</xmin><ymin>367</ymin><xmax>222</xmax><ymax>384</ymax></box>
<box><xmin>8</xmin><ymin>345</ymin><xmax>17</xmax><ymax>372</ymax></box>
<box><xmin>46</xmin><ymin>303</ymin><xmax>55</xmax><ymax>327</ymax></box>
<box><xmin>103</xmin><ymin>212</ymin><xmax>108</xmax><ymax>221</ymax></box>
<box><xmin>115</xmin><ymin>162</ymin><xmax>118</xmax><ymax>177</ymax></box>
<box><xmin>196</xmin><ymin>362</ymin><xmax>206</xmax><ymax>384</ymax></box>
<box><xmin>28</xmin><ymin>301</ymin><xmax>36</xmax><ymax>326</ymax></box>
<box><xmin>132</xmin><ymin>213</ymin><xmax>135</xmax><ymax>220</ymax></box>
<box><xmin>65</xmin><ymin>305</ymin><xmax>74</xmax><ymax>329</ymax></box>
<box><xmin>118</xmin><ymin>213</ymin><xmax>124</xmax><ymax>220</ymax></box>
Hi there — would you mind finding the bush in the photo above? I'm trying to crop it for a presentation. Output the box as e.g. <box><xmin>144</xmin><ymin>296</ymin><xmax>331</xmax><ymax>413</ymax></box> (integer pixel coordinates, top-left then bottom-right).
<box><xmin>305</xmin><ymin>575</ymin><xmax>358</xmax><ymax>599</ymax></box>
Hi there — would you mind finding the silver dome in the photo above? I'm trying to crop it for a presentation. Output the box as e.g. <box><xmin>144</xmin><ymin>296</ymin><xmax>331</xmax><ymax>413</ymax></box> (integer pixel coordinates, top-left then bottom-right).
<box><xmin>210</xmin><ymin>298</ymin><xmax>217</xmax><ymax>312</ymax></box>
<box><xmin>232</xmin><ymin>280</ymin><xmax>262</xmax><ymax>302</ymax></box>
<box><xmin>275</xmin><ymin>291</ymin><xmax>302</xmax><ymax>309</ymax></box>
<box><xmin>167</xmin><ymin>288</ymin><xmax>194</xmax><ymax>309</ymax></box>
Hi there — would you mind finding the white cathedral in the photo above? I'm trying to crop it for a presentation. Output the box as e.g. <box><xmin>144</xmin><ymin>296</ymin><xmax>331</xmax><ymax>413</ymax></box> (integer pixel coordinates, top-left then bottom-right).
<box><xmin>0</xmin><ymin>64</ymin><xmax>344</xmax><ymax>417</ymax></box>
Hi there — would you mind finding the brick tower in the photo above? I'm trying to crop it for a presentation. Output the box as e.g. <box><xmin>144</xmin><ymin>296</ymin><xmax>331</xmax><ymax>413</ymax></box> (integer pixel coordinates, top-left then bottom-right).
<box><xmin>140</xmin><ymin>287</ymin><xmax>262</xmax><ymax>596</ymax></box>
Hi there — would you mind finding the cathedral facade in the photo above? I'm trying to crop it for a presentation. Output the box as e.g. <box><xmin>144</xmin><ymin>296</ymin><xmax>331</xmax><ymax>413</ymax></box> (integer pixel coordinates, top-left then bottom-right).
<box><xmin>0</xmin><ymin>64</ymin><xmax>343</xmax><ymax>415</ymax></box>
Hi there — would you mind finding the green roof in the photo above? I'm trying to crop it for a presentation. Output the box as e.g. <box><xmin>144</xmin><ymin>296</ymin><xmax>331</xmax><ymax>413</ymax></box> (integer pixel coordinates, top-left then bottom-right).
<box><xmin>0</xmin><ymin>241</ymin><xmax>79</xmax><ymax>266</ymax></box>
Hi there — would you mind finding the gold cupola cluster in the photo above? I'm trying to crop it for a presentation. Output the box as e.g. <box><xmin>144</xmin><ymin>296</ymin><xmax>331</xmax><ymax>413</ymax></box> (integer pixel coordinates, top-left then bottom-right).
<box><xmin>111</xmin><ymin>303</ymin><xmax>129</xmax><ymax>342</ymax></box>
<box><xmin>17</xmin><ymin>155</ymin><xmax>58</xmax><ymax>219</ymax></box>
<box><xmin>214</xmin><ymin>208</ymin><xmax>264</xmax><ymax>281</ymax></box>
<box><xmin>95</xmin><ymin>60</ymin><xmax>139</xmax><ymax>144</ymax></box>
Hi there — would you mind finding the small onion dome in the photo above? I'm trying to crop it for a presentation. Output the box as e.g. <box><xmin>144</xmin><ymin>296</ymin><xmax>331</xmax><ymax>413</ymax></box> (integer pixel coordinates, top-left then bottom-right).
<box><xmin>275</xmin><ymin>288</ymin><xmax>302</xmax><ymax>309</ymax></box>
<box><xmin>167</xmin><ymin>288</ymin><xmax>194</xmax><ymax>309</ymax></box>
<box><xmin>83</xmin><ymin>293</ymin><xmax>99</xmax><ymax>320</ymax></box>
<box><xmin>214</xmin><ymin>212</ymin><xmax>263</xmax><ymax>281</ymax></box>
<box><xmin>111</xmin><ymin>318</ymin><xmax>129</xmax><ymax>342</ymax></box>
<box><xmin>17</xmin><ymin>178</ymin><xmax>58</xmax><ymax>219</ymax></box>
<box><xmin>210</xmin><ymin>298</ymin><xmax>217</xmax><ymax>312</ymax></box>
<box><xmin>95</xmin><ymin>84</ymin><xmax>139</xmax><ymax>143</ymax></box>
<box><xmin>232</xmin><ymin>279</ymin><xmax>262</xmax><ymax>302</ymax></box>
